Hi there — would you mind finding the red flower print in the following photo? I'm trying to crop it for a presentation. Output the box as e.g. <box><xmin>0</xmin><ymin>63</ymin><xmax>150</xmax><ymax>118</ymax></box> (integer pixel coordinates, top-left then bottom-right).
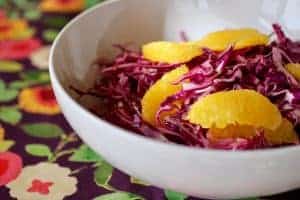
<box><xmin>27</xmin><ymin>179</ymin><xmax>54</xmax><ymax>195</ymax></box>
<box><xmin>36</xmin><ymin>86</ymin><xmax>57</xmax><ymax>106</ymax></box>
<box><xmin>0</xmin><ymin>23</ymin><xmax>11</xmax><ymax>32</ymax></box>
<box><xmin>0</xmin><ymin>152</ymin><xmax>23</xmax><ymax>186</ymax></box>
<box><xmin>0</xmin><ymin>10</ymin><xmax>5</xmax><ymax>19</ymax></box>
<box><xmin>0</xmin><ymin>38</ymin><xmax>41</xmax><ymax>60</ymax></box>
<box><xmin>58</xmin><ymin>0</ymin><xmax>73</xmax><ymax>4</ymax></box>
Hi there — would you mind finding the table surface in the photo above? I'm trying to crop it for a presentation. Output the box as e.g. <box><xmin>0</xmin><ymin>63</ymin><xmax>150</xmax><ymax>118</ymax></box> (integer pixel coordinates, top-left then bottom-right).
<box><xmin>0</xmin><ymin>1</ymin><xmax>299</xmax><ymax>200</ymax></box>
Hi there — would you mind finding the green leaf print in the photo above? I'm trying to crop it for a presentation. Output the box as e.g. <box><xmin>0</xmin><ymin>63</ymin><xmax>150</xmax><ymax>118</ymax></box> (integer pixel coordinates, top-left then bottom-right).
<box><xmin>9</xmin><ymin>80</ymin><xmax>32</xmax><ymax>90</ymax></box>
<box><xmin>21</xmin><ymin>70</ymin><xmax>50</xmax><ymax>84</ymax></box>
<box><xmin>0</xmin><ymin>107</ymin><xmax>22</xmax><ymax>125</ymax></box>
<box><xmin>22</xmin><ymin>123</ymin><xmax>64</xmax><ymax>138</ymax></box>
<box><xmin>0</xmin><ymin>140</ymin><xmax>15</xmax><ymax>152</ymax></box>
<box><xmin>24</xmin><ymin>10</ymin><xmax>41</xmax><ymax>20</ymax></box>
<box><xmin>93</xmin><ymin>192</ymin><xmax>144</xmax><ymax>200</ymax></box>
<box><xmin>165</xmin><ymin>190</ymin><xmax>187</xmax><ymax>200</ymax></box>
<box><xmin>43</xmin><ymin>29</ymin><xmax>59</xmax><ymax>42</ymax></box>
<box><xmin>69</xmin><ymin>144</ymin><xmax>104</xmax><ymax>163</ymax></box>
<box><xmin>85</xmin><ymin>0</ymin><xmax>104</xmax><ymax>8</ymax></box>
<box><xmin>0</xmin><ymin>61</ymin><xmax>23</xmax><ymax>73</ymax></box>
<box><xmin>0</xmin><ymin>89</ymin><xmax>18</xmax><ymax>102</ymax></box>
<box><xmin>25</xmin><ymin>144</ymin><xmax>53</xmax><ymax>160</ymax></box>
<box><xmin>0</xmin><ymin>80</ymin><xmax>5</xmax><ymax>90</ymax></box>
<box><xmin>94</xmin><ymin>161</ymin><xmax>113</xmax><ymax>189</ymax></box>
<box><xmin>0</xmin><ymin>80</ymin><xmax>18</xmax><ymax>102</ymax></box>
<box><xmin>43</xmin><ymin>16</ymin><xmax>69</xmax><ymax>29</ymax></box>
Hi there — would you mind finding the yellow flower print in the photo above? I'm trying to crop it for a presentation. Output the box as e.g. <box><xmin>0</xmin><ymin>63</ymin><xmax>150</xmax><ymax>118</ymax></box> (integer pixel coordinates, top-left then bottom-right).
<box><xmin>39</xmin><ymin>0</ymin><xmax>84</xmax><ymax>13</ymax></box>
<box><xmin>0</xmin><ymin>18</ymin><xmax>33</xmax><ymax>41</ymax></box>
<box><xmin>0</xmin><ymin>125</ymin><xmax>15</xmax><ymax>153</ymax></box>
<box><xmin>0</xmin><ymin>125</ymin><xmax>4</xmax><ymax>141</ymax></box>
<box><xmin>18</xmin><ymin>86</ymin><xmax>60</xmax><ymax>115</ymax></box>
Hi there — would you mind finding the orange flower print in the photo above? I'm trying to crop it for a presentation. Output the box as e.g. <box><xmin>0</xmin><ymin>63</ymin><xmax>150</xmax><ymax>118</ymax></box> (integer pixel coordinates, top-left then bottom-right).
<box><xmin>0</xmin><ymin>18</ymin><xmax>33</xmax><ymax>41</ymax></box>
<box><xmin>18</xmin><ymin>86</ymin><xmax>60</xmax><ymax>115</ymax></box>
<box><xmin>39</xmin><ymin>0</ymin><xmax>84</xmax><ymax>13</ymax></box>
<box><xmin>0</xmin><ymin>126</ymin><xmax>4</xmax><ymax>141</ymax></box>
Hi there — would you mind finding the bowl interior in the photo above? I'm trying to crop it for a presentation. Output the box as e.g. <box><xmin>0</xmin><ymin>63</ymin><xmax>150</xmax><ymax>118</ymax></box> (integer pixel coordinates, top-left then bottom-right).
<box><xmin>51</xmin><ymin>0</ymin><xmax>300</xmax><ymax>149</ymax></box>
<box><xmin>52</xmin><ymin>0</ymin><xmax>300</xmax><ymax>94</ymax></box>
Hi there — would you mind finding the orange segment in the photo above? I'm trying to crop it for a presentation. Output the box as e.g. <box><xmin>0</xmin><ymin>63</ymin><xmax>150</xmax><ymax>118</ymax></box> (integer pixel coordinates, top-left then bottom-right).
<box><xmin>286</xmin><ymin>63</ymin><xmax>300</xmax><ymax>81</ymax></box>
<box><xmin>197</xmin><ymin>28</ymin><xmax>269</xmax><ymax>51</ymax></box>
<box><xmin>208</xmin><ymin>119</ymin><xmax>298</xmax><ymax>145</ymax></box>
<box><xmin>142</xmin><ymin>28</ymin><xmax>267</xmax><ymax>63</ymax></box>
<box><xmin>264</xmin><ymin>118</ymin><xmax>299</xmax><ymax>145</ymax></box>
<box><xmin>141</xmin><ymin>65</ymin><xmax>189</xmax><ymax>125</ymax></box>
<box><xmin>187</xmin><ymin>89</ymin><xmax>282</xmax><ymax>130</ymax></box>
<box><xmin>208</xmin><ymin>124</ymin><xmax>257</xmax><ymax>140</ymax></box>
<box><xmin>142</xmin><ymin>41</ymin><xmax>202</xmax><ymax>63</ymax></box>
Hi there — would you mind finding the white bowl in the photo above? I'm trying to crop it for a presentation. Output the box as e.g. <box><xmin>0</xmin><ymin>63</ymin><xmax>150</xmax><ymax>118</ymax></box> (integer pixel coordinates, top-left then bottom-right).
<box><xmin>49</xmin><ymin>0</ymin><xmax>300</xmax><ymax>199</ymax></box>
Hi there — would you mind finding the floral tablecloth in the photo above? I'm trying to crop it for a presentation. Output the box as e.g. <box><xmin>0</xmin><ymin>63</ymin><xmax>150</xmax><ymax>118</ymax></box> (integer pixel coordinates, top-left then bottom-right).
<box><xmin>0</xmin><ymin>1</ymin><xmax>299</xmax><ymax>200</ymax></box>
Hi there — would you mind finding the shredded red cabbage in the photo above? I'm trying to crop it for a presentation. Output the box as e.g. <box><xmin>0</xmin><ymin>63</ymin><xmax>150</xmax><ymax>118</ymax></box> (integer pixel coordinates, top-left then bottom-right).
<box><xmin>84</xmin><ymin>24</ymin><xmax>300</xmax><ymax>150</ymax></box>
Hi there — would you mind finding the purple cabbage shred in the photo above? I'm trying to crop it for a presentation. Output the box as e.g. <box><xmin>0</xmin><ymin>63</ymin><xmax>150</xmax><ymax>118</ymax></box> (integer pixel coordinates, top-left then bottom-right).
<box><xmin>84</xmin><ymin>24</ymin><xmax>300</xmax><ymax>150</ymax></box>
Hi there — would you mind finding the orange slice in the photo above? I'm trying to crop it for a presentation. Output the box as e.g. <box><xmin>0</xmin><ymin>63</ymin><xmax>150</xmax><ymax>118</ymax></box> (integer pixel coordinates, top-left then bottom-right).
<box><xmin>142</xmin><ymin>41</ymin><xmax>202</xmax><ymax>63</ymax></box>
<box><xmin>187</xmin><ymin>89</ymin><xmax>282</xmax><ymax>130</ymax></box>
<box><xmin>141</xmin><ymin>65</ymin><xmax>189</xmax><ymax>125</ymax></box>
<box><xmin>142</xmin><ymin>28</ymin><xmax>268</xmax><ymax>63</ymax></box>
<box><xmin>208</xmin><ymin>124</ymin><xmax>257</xmax><ymax>140</ymax></box>
<box><xmin>286</xmin><ymin>63</ymin><xmax>300</xmax><ymax>81</ymax></box>
<box><xmin>208</xmin><ymin>118</ymin><xmax>298</xmax><ymax>145</ymax></box>
<box><xmin>264</xmin><ymin>118</ymin><xmax>299</xmax><ymax>145</ymax></box>
<box><xmin>197</xmin><ymin>28</ymin><xmax>269</xmax><ymax>51</ymax></box>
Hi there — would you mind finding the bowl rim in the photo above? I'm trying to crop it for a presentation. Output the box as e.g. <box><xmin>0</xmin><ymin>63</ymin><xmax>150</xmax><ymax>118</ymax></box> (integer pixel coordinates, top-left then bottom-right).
<box><xmin>49</xmin><ymin>0</ymin><xmax>300</xmax><ymax>157</ymax></box>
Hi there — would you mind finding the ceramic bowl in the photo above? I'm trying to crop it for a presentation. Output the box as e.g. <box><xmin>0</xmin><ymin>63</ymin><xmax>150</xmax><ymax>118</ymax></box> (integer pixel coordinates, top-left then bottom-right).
<box><xmin>49</xmin><ymin>0</ymin><xmax>300</xmax><ymax>199</ymax></box>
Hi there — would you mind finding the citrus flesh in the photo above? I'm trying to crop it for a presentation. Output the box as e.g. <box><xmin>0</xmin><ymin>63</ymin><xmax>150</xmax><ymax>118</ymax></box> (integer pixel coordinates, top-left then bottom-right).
<box><xmin>142</xmin><ymin>28</ymin><xmax>268</xmax><ymax>64</ymax></box>
<box><xmin>197</xmin><ymin>28</ymin><xmax>269</xmax><ymax>51</ymax></box>
<box><xmin>264</xmin><ymin>118</ymin><xmax>299</xmax><ymax>145</ymax></box>
<box><xmin>286</xmin><ymin>63</ymin><xmax>300</xmax><ymax>81</ymax></box>
<box><xmin>141</xmin><ymin>65</ymin><xmax>189</xmax><ymax>125</ymax></box>
<box><xmin>142</xmin><ymin>41</ymin><xmax>202</xmax><ymax>64</ymax></box>
<box><xmin>208</xmin><ymin>118</ymin><xmax>298</xmax><ymax>145</ymax></box>
<box><xmin>187</xmin><ymin>89</ymin><xmax>282</xmax><ymax>130</ymax></box>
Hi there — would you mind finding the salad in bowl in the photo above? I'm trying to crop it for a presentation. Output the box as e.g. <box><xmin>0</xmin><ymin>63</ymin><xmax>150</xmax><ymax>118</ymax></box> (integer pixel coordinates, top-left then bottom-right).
<box><xmin>77</xmin><ymin>24</ymin><xmax>300</xmax><ymax>150</ymax></box>
<box><xmin>49</xmin><ymin>0</ymin><xmax>300</xmax><ymax>198</ymax></box>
